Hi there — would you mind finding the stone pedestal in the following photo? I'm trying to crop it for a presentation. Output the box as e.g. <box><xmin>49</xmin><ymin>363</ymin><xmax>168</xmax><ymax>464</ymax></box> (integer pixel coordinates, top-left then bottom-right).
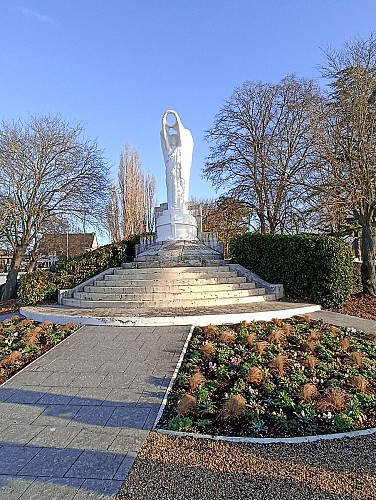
<box><xmin>135</xmin><ymin>239</ymin><xmax>223</xmax><ymax>265</ymax></box>
<box><xmin>156</xmin><ymin>208</ymin><xmax>198</xmax><ymax>242</ymax></box>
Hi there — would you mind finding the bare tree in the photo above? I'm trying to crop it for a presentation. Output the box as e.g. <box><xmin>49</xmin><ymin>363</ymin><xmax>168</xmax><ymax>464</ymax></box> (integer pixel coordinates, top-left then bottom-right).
<box><xmin>106</xmin><ymin>145</ymin><xmax>156</xmax><ymax>241</ymax></box>
<box><xmin>0</xmin><ymin>115</ymin><xmax>109</xmax><ymax>300</ymax></box>
<box><xmin>118</xmin><ymin>145</ymin><xmax>145</xmax><ymax>239</ymax></box>
<box><xmin>312</xmin><ymin>34</ymin><xmax>376</xmax><ymax>294</ymax></box>
<box><xmin>204</xmin><ymin>75</ymin><xmax>322</xmax><ymax>234</ymax></box>
<box><xmin>144</xmin><ymin>173</ymin><xmax>156</xmax><ymax>233</ymax></box>
<box><xmin>107</xmin><ymin>183</ymin><xmax>121</xmax><ymax>242</ymax></box>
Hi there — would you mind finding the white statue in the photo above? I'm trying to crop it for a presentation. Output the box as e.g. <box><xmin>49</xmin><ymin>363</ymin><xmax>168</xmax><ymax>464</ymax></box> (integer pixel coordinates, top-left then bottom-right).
<box><xmin>160</xmin><ymin>110</ymin><xmax>193</xmax><ymax>210</ymax></box>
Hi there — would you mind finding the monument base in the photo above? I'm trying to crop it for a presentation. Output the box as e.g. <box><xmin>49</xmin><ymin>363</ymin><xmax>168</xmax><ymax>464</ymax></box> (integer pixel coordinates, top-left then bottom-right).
<box><xmin>156</xmin><ymin>208</ymin><xmax>198</xmax><ymax>242</ymax></box>
<box><xmin>135</xmin><ymin>239</ymin><xmax>223</xmax><ymax>265</ymax></box>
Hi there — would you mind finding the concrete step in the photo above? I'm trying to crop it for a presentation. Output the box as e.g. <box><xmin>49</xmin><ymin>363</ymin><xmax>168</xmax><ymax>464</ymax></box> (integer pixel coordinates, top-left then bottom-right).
<box><xmin>105</xmin><ymin>270</ymin><xmax>238</xmax><ymax>281</ymax></box>
<box><xmin>127</xmin><ymin>259</ymin><xmax>228</xmax><ymax>269</ymax></box>
<box><xmin>115</xmin><ymin>265</ymin><xmax>230</xmax><ymax>274</ymax></box>
<box><xmin>74</xmin><ymin>287</ymin><xmax>265</xmax><ymax>301</ymax></box>
<box><xmin>96</xmin><ymin>276</ymin><xmax>247</xmax><ymax>287</ymax></box>
<box><xmin>61</xmin><ymin>293</ymin><xmax>276</xmax><ymax>309</ymax></box>
<box><xmin>83</xmin><ymin>282</ymin><xmax>256</xmax><ymax>294</ymax></box>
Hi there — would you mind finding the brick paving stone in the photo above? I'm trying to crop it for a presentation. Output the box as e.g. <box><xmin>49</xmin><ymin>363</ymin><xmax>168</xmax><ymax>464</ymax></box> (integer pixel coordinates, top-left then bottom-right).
<box><xmin>113</xmin><ymin>456</ymin><xmax>136</xmax><ymax>481</ymax></box>
<box><xmin>32</xmin><ymin>404</ymin><xmax>82</xmax><ymax>427</ymax></box>
<box><xmin>19</xmin><ymin>447</ymin><xmax>83</xmax><ymax>477</ymax></box>
<box><xmin>5</xmin><ymin>389</ymin><xmax>48</xmax><ymax>404</ymax></box>
<box><xmin>105</xmin><ymin>407</ymin><xmax>152</xmax><ymax>429</ymax></box>
<box><xmin>0</xmin><ymin>388</ymin><xmax>16</xmax><ymax>402</ymax></box>
<box><xmin>67</xmin><ymin>428</ymin><xmax>120</xmax><ymax>451</ymax></box>
<box><xmin>0</xmin><ymin>404</ymin><xmax>45</xmax><ymax>425</ymax></box>
<box><xmin>74</xmin><ymin>479</ymin><xmax>123</xmax><ymax>499</ymax></box>
<box><xmin>98</xmin><ymin>360</ymin><xmax>131</xmax><ymax>373</ymax></box>
<box><xmin>41</xmin><ymin>372</ymin><xmax>80</xmax><ymax>387</ymax></box>
<box><xmin>0</xmin><ymin>424</ymin><xmax>45</xmax><ymax>446</ymax></box>
<box><xmin>36</xmin><ymin>392</ymin><xmax>76</xmax><ymax>406</ymax></box>
<box><xmin>99</xmin><ymin>374</ymin><xmax>135</xmax><ymax>389</ymax></box>
<box><xmin>65</xmin><ymin>450</ymin><xmax>124</xmax><ymax>479</ymax></box>
<box><xmin>18</xmin><ymin>477</ymin><xmax>84</xmax><ymax>500</ymax></box>
<box><xmin>108</xmin><ymin>430</ymin><xmax>148</xmax><ymax>455</ymax></box>
<box><xmin>4</xmin><ymin>371</ymin><xmax>51</xmax><ymax>387</ymax></box>
<box><xmin>0</xmin><ymin>445</ymin><xmax>42</xmax><ymax>474</ymax></box>
<box><xmin>69</xmin><ymin>373</ymin><xmax>109</xmax><ymax>388</ymax></box>
<box><xmin>28</xmin><ymin>426</ymin><xmax>81</xmax><ymax>448</ymax></box>
<box><xmin>72</xmin><ymin>388</ymin><xmax>112</xmax><ymax>406</ymax></box>
<box><xmin>67</xmin><ymin>406</ymin><xmax>115</xmax><ymax>427</ymax></box>
<box><xmin>102</xmin><ymin>389</ymin><xmax>141</xmax><ymax>406</ymax></box>
<box><xmin>0</xmin><ymin>475</ymin><xmax>36</xmax><ymax>500</ymax></box>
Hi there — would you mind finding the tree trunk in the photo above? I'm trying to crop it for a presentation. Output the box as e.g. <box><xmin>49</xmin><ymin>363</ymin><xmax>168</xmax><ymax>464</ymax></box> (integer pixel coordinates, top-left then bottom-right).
<box><xmin>1</xmin><ymin>245</ymin><xmax>26</xmax><ymax>301</ymax></box>
<box><xmin>257</xmin><ymin>212</ymin><xmax>267</xmax><ymax>234</ymax></box>
<box><xmin>361</xmin><ymin>222</ymin><xmax>376</xmax><ymax>295</ymax></box>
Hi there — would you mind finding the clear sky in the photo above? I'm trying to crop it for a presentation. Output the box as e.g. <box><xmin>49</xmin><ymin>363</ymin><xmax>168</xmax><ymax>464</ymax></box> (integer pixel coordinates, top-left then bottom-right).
<box><xmin>1</xmin><ymin>0</ymin><xmax>375</xmax><ymax>210</ymax></box>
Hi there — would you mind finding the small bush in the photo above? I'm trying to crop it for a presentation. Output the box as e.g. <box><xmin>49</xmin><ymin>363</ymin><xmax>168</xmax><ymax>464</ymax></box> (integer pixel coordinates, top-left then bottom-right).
<box><xmin>231</xmin><ymin>233</ymin><xmax>353</xmax><ymax>308</ymax></box>
<box><xmin>20</xmin><ymin>238</ymin><xmax>138</xmax><ymax>305</ymax></box>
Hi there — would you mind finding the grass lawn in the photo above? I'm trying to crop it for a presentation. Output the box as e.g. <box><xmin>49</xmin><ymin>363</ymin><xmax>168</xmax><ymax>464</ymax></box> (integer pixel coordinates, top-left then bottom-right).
<box><xmin>157</xmin><ymin>315</ymin><xmax>376</xmax><ymax>438</ymax></box>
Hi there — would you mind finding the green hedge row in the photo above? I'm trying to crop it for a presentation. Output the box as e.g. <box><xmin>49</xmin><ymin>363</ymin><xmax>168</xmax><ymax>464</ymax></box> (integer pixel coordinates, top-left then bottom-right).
<box><xmin>20</xmin><ymin>238</ymin><xmax>138</xmax><ymax>306</ymax></box>
<box><xmin>230</xmin><ymin>233</ymin><xmax>353</xmax><ymax>308</ymax></box>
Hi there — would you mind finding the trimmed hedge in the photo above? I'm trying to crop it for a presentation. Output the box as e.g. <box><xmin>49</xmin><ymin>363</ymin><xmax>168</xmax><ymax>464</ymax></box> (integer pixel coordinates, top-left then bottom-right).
<box><xmin>230</xmin><ymin>233</ymin><xmax>353</xmax><ymax>308</ymax></box>
<box><xmin>20</xmin><ymin>238</ymin><xmax>138</xmax><ymax>306</ymax></box>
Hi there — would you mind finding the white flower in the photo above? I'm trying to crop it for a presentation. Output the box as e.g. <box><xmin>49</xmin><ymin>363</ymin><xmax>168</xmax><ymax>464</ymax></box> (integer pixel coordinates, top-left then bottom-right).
<box><xmin>322</xmin><ymin>411</ymin><xmax>333</xmax><ymax>420</ymax></box>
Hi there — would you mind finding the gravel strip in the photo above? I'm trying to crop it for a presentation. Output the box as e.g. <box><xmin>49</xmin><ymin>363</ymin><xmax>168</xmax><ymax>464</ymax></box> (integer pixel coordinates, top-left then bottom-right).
<box><xmin>116</xmin><ymin>430</ymin><xmax>376</xmax><ymax>500</ymax></box>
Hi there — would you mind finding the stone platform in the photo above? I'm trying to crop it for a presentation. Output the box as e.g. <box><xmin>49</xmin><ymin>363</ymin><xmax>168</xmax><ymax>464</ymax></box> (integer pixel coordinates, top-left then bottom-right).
<box><xmin>20</xmin><ymin>301</ymin><xmax>321</xmax><ymax>327</ymax></box>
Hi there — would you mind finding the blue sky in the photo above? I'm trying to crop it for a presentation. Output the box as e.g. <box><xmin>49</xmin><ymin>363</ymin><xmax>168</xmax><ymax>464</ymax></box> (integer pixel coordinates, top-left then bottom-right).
<box><xmin>1</xmin><ymin>0</ymin><xmax>375</xmax><ymax>211</ymax></box>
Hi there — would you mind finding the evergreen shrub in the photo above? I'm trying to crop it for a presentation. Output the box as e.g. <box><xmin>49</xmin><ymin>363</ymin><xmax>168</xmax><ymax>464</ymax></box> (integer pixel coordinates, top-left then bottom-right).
<box><xmin>230</xmin><ymin>233</ymin><xmax>353</xmax><ymax>308</ymax></box>
<box><xmin>20</xmin><ymin>238</ymin><xmax>138</xmax><ymax>306</ymax></box>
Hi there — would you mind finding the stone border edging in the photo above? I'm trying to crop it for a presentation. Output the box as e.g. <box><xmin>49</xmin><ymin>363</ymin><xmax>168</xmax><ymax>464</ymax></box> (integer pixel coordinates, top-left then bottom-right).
<box><xmin>155</xmin><ymin>426</ymin><xmax>376</xmax><ymax>444</ymax></box>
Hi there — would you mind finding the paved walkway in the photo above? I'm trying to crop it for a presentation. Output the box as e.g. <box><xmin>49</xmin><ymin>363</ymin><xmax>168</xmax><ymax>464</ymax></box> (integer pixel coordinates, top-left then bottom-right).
<box><xmin>312</xmin><ymin>310</ymin><xmax>376</xmax><ymax>334</ymax></box>
<box><xmin>0</xmin><ymin>325</ymin><xmax>191</xmax><ymax>499</ymax></box>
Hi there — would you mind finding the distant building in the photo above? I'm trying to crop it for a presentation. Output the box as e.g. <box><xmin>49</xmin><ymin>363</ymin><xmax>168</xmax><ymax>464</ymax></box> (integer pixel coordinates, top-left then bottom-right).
<box><xmin>0</xmin><ymin>250</ymin><xmax>13</xmax><ymax>272</ymax></box>
<box><xmin>37</xmin><ymin>233</ymin><xmax>98</xmax><ymax>261</ymax></box>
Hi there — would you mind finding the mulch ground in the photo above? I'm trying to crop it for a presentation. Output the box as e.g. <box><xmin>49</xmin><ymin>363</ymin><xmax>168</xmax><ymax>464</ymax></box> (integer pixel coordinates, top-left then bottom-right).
<box><xmin>335</xmin><ymin>293</ymin><xmax>376</xmax><ymax>321</ymax></box>
<box><xmin>0</xmin><ymin>300</ymin><xmax>21</xmax><ymax>316</ymax></box>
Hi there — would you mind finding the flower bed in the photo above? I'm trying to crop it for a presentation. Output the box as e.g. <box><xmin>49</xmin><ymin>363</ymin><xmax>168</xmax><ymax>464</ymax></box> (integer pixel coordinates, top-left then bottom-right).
<box><xmin>0</xmin><ymin>316</ymin><xmax>79</xmax><ymax>384</ymax></box>
<box><xmin>158</xmin><ymin>316</ymin><xmax>376</xmax><ymax>438</ymax></box>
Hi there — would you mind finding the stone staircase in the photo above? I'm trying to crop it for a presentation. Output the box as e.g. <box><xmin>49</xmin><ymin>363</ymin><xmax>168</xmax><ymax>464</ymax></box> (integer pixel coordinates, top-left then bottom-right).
<box><xmin>61</xmin><ymin>265</ymin><xmax>276</xmax><ymax>309</ymax></box>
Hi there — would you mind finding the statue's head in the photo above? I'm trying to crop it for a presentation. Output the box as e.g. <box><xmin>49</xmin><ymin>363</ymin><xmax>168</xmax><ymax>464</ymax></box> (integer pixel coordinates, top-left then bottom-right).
<box><xmin>163</xmin><ymin>110</ymin><xmax>180</xmax><ymax>132</ymax></box>
<box><xmin>166</xmin><ymin>111</ymin><xmax>178</xmax><ymax>129</ymax></box>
